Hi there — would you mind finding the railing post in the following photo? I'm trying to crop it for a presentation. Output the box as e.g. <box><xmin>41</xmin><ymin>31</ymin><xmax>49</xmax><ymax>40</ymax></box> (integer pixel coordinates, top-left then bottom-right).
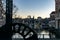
<box><xmin>6</xmin><ymin>0</ymin><xmax>13</xmax><ymax>25</ymax></box>
<box><xmin>6</xmin><ymin>0</ymin><xmax>13</xmax><ymax>39</ymax></box>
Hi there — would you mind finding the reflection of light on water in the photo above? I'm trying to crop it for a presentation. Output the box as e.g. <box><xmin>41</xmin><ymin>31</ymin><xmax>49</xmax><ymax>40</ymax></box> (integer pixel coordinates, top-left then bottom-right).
<box><xmin>12</xmin><ymin>33</ymin><xmax>23</xmax><ymax>38</ymax></box>
<box><xmin>12</xmin><ymin>31</ymin><xmax>50</xmax><ymax>39</ymax></box>
<box><xmin>38</xmin><ymin>30</ymin><xmax>50</xmax><ymax>38</ymax></box>
<box><xmin>12</xmin><ymin>31</ymin><xmax>51</xmax><ymax>39</ymax></box>
<box><xmin>40</xmin><ymin>31</ymin><xmax>49</xmax><ymax>34</ymax></box>
<box><xmin>12</xmin><ymin>31</ymin><xmax>32</xmax><ymax>39</ymax></box>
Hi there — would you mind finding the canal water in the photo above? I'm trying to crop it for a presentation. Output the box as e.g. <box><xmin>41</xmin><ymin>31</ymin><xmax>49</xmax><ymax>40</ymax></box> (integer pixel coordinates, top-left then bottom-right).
<box><xmin>12</xmin><ymin>30</ymin><xmax>50</xmax><ymax>39</ymax></box>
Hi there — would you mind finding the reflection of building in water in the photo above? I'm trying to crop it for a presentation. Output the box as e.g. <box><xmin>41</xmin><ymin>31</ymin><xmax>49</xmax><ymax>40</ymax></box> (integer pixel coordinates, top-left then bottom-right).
<box><xmin>0</xmin><ymin>0</ymin><xmax>5</xmax><ymax>27</ymax></box>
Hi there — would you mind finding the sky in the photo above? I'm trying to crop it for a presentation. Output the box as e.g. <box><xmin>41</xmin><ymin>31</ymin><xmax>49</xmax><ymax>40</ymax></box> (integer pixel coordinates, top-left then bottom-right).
<box><xmin>13</xmin><ymin>0</ymin><xmax>55</xmax><ymax>18</ymax></box>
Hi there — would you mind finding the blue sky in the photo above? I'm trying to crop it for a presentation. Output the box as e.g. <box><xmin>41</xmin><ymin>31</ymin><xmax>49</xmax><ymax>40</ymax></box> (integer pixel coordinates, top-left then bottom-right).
<box><xmin>13</xmin><ymin>0</ymin><xmax>55</xmax><ymax>18</ymax></box>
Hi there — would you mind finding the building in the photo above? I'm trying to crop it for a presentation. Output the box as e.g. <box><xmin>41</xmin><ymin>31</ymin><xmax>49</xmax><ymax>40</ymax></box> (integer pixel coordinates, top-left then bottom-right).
<box><xmin>50</xmin><ymin>11</ymin><xmax>55</xmax><ymax>20</ymax></box>
<box><xmin>49</xmin><ymin>11</ymin><xmax>56</xmax><ymax>27</ymax></box>
<box><xmin>55</xmin><ymin>0</ymin><xmax>60</xmax><ymax>29</ymax></box>
<box><xmin>37</xmin><ymin>17</ymin><xmax>42</xmax><ymax>21</ymax></box>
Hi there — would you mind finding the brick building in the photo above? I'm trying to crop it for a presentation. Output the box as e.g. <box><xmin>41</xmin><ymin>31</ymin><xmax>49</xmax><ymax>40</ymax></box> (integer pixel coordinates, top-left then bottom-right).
<box><xmin>55</xmin><ymin>0</ymin><xmax>60</xmax><ymax>29</ymax></box>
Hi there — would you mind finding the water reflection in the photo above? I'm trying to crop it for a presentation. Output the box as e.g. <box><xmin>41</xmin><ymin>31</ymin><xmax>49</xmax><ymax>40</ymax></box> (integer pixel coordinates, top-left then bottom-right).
<box><xmin>12</xmin><ymin>30</ymin><xmax>50</xmax><ymax>39</ymax></box>
<box><xmin>40</xmin><ymin>30</ymin><xmax>49</xmax><ymax>34</ymax></box>
<box><xmin>12</xmin><ymin>33</ymin><xmax>23</xmax><ymax>38</ymax></box>
<box><xmin>38</xmin><ymin>30</ymin><xmax>50</xmax><ymax>38</ymax></box>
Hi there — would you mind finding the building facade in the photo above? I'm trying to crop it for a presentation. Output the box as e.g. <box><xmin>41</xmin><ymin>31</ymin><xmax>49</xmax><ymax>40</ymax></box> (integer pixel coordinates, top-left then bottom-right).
<box><xmin>55</xmin><ymin>0</ymin><xmax>60</xmax><ymax>29</ymax></box>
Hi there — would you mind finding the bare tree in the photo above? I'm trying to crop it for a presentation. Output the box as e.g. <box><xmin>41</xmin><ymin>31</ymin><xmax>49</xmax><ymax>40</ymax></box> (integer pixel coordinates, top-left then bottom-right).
<box><xmin>1</xmin><ymin>0</ymin><xmax>18</xmax><ymax>18</ymax></box>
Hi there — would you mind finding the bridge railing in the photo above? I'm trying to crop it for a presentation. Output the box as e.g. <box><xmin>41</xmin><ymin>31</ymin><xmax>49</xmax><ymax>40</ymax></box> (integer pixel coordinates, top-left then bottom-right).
<box><xmin>12</xmin><ymin>34</ymin><xmax>56</xmax><ymax>40</ymax></box>
<box><xmin>12</xmin><ymin>38</ymin><xmax>60</xmax><ymax>40</ymax></box>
